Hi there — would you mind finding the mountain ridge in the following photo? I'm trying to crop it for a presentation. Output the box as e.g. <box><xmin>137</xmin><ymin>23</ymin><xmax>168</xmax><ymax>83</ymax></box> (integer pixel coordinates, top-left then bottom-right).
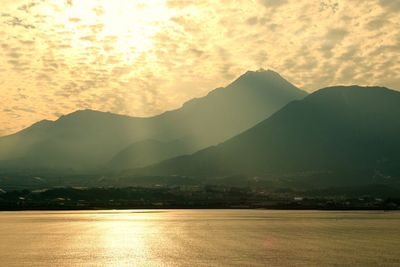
<box><xmin>132</xmin><ymin>85</ymin><xmax>400</xmax><ymax>187</ymax></box>
<box><xmin>0</xmin><ymin>69</ymin><xmax>307</xmax><ymax>171</ymax></box>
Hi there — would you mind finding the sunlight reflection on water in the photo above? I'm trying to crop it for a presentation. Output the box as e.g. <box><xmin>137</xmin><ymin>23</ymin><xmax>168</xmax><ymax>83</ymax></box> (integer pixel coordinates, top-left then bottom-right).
<box><xmin>0</xmin><ymin>210</ymin><xmax>400</xmax><ymax>266</ymax></box>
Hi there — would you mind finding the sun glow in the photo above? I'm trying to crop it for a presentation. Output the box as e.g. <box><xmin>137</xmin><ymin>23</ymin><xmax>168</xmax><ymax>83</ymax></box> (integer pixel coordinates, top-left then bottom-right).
<box><xmin>2</xmin><ymin>0</ymin><xmax>399</xmax><ymax>136</ymax></box>
<box><xmin>51</xmin><ymin>0</ymin><xmax>173</xmax><ymax>58</ymax></box>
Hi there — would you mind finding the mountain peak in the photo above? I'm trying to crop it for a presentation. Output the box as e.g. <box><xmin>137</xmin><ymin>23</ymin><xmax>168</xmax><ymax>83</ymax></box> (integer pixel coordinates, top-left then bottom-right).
<box><xmin>69</xmin><ymin>109</ymin><xmax>103</xmax><ymax>115</ymax></box>
<box><xmin>245</xmin><ymin>68</ymin><xmax>281</xmax><ymax>76</ymax></box>
<box><xmin>56</xmin><ymin>109</ymin><xmax>100</xmax><ymax>120</ymax></box>
<box><xmin>31</xmin><ymin>119</ymin><xmax>53</xmax><ymax>127</ymax></box>
<box><xmin>305</xmin><ymin>85</ymin><xmax>397</xmax><ymax>102</ymax></box>
<box><xmin>0</xmin><ymin>70</ymin><xmax>309</xmax><ymax>172</ymax></box>
<box><xmin>233</xmin><ymin>69</ymin><xmax>290</xmax><ymax>85</ymax></box>
<box><xmin>227</xmin><ymin>69</ymin><xmax>307</xmax><ymax>97</ymax></box>
<box><xmin>138</xmin><ymin>84</ymin><xmax>400</xmax><ymax>180</ymax></box>
<box><xmin>240</xmin><ymin>68</ymin><xmax>282</xmax><ymax>79</ymax></box>
<box><xmin>58</xmin><ymin>109</ymin><xmax>125</xmax><ymax>119</ymax></box>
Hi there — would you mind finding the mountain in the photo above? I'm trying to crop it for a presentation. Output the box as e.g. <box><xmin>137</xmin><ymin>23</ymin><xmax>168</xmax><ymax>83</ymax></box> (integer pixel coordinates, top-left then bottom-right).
<box><xmin>0</xmin><ymin>69</ymin><xmax>307</xmax><ymax>172</ymax></box>
<box><xmin>107</xmin><ymin>139</ymin><xmax>190</xmax><ymax>170</ymax></box>
<box><xmin>135</xmin><ymin>86</ymin><xmax>400</xmax><ymax>187</ymax></box>
<box><xmin>106</xmin><ymin>69</ymin><xmax>307</xmax><ymax>171</ymax></box>
<box><xmin>0</xmin><ymin>110</ymin><xmax>151</xmax><ymax>171</ymax></box>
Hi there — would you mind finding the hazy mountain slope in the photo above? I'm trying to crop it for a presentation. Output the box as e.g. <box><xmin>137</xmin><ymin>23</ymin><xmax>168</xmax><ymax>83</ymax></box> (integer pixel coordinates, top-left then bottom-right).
<box><xmin>106</xmin><ymin>139</ymin><xmax>198</xmax><ymax>170</ymax></box>
<box><xmin>151</xmin><ymin>69</ymin><xmax>307</xmax><ymax>145</ymax></box>
<box><xmin>107</xmin><ymin>69</ymin><xmax>307</xmax><ymax>170</ymax></box>
<box><xmin>0</xmin><ymin>110</ymin><xmax>153</xmax><ymax>170</ymax></box>
<box><xmin>137</xmin><ymin>86</ymin><xmax>400</xmax><ymax>184</ymax></box>
<box><xmin>0</xmin><ymin>119</ymin><xmax>53</xmax><ymax>160</ymax></box>
<box><xmin>0</xmin><ymin>70</ymin><xmax>307</xmax><ymax>171</ymax></box>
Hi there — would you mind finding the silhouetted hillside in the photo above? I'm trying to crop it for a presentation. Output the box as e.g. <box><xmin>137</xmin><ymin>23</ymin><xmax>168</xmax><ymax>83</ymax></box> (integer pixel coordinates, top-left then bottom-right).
<box><xmin>137</xmin><ymin>86</ymin><xmax>400</xmax><ymax>187</ymax></box>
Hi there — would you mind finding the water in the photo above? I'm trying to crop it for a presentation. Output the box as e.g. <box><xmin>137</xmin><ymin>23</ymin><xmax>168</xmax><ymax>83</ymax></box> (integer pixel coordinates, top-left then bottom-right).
<box><xmin>0</xmin><ymin>210</ymin><xmax>399</xmax><ymax>266</ymax></box>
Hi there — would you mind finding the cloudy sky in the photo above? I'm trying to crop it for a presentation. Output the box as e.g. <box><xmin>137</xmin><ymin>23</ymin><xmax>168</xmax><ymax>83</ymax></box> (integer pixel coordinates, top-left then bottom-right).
<box><xmin>1</xmin><ymin>0</ymin><xmax>399</xmax><ymax>136</ymax></box>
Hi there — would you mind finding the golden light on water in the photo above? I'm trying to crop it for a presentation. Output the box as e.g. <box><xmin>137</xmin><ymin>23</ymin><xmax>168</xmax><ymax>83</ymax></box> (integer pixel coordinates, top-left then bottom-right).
<box><xmin>1</xmin><ymin>210</ymin><xmax>400</xmax><ymax>266</ymax></box>
<box><xmin>98</xmin><ymin>212</ymin><xmax>152</xmax><ymax>265</ymax></box>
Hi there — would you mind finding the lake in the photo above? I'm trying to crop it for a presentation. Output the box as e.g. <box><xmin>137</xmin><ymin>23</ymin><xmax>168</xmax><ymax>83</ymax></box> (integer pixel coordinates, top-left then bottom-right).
<box><xmin>0</xmin><ymin>210</ymin><xmax>399</xmax><ymax>266</ymax></box>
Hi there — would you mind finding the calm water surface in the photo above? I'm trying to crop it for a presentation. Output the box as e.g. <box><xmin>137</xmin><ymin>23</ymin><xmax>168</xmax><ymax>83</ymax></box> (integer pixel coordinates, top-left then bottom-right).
<box><xmin>0</xmin><ymin>210</ymin><xmax>399</xmax><ymax>266</ymax></box>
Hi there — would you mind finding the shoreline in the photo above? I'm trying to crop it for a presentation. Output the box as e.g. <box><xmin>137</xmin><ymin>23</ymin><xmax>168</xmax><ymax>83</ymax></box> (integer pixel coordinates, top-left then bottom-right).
<box><xmin>1</xmin><ymin>206</ymin><xmax>399</xmax><ymax>212</ymax></box>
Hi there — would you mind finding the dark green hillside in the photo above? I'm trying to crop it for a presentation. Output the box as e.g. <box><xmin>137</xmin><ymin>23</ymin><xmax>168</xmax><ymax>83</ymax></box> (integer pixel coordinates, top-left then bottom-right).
<box><xmin>138</xmin><ymin>86</ymin><xmax>400</xmax><ymax>186</ymax></box>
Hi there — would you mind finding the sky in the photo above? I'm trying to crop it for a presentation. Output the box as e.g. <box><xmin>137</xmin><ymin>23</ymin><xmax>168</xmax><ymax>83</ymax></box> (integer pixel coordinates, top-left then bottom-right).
<box><xmin>0</xmin><ymin>0</ymin><xmax>399</xmax><ymax>136</ymax></box>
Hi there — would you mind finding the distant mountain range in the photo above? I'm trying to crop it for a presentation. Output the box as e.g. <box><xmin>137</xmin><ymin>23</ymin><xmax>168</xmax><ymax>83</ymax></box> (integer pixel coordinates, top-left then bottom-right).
<box><xmin>1</xmin><ymin>70</ymin><xmax>399</xmax><ymax>190</ymax></box>
<box><xmin>0</xmin><ymin>69</ymin><xmax>307</xmax><ymax>172</ymax></box>
<box><xmin>133</xmin><ymin>85</ymin><xmax>400</xmax><ymax>187</ymax></box>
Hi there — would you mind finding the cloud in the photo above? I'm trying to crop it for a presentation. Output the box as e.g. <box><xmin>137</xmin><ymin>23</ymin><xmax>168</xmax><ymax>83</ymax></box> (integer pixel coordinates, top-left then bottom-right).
<box><xmin>246</xmin><ymin>16</ymin><xmax>259</xmax><ymax>25</ymax></box>
<box><xmin>19</xmin><ymin>39</ymin><xmax>35</xmax><ymax>45</ymax></box>
<box><xmin>0</xmin><ymin>0</ymin><xmax>399</xmax><ymax>135</ymax></box>
<box><xmin>378</xmin><ymin>0</ymin><xmax>400</xmax><ymax>11</ymax></box>
<box><xmin>319</xmin><ymin>0</ymin><xmax>339</xmax><ymax>13</ymax></box>
<box><xmin>12</xmin><ymin>106</ymin><xmax>35</xmax><ymax>113</ymax></box>
<box><xmin>320</xmin><ymin>28</ymin><xmax>349</xmax><ymax>57</ymax></box>
<box><xmin>68</xmin><ymin>17</ymin><xmax>81</xmax><ymax>23</ymax></box>
<box><xmin>326</xmin><ymin>27</ymin><xmax>348</xmax><ymax>40</ymax></box>
<box><xmin>17</xmin><ymin>2</ymin><xmax>38</xmax><ymax>13</ymax></box>
<box><xmin>366</xmin><ymin>17</ymin><xmax>386</xmax><ymax>30</ymax></box>
<box><xmin>166</xmin><ymin>0</ymin><xmax>199</xmax><ymax>9</ymax></box>
<box><xmin>92</xmin><ymin>6</ymin><xmax>104</xmax><ymax>16</ymax></box>
<box><xmin>259</xmin><ymin>0</ymin><xmax>288</xmax><ymax>8</ymax></box>
<box><xmin>5</xmin><ymin>16</ymin><xmax>35</xmax><ymax>29</ymax></box>
<box><xmin>80</xmin><ymin>35</ymin><xmax>97</xmax><ymax>42</ymax></box>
